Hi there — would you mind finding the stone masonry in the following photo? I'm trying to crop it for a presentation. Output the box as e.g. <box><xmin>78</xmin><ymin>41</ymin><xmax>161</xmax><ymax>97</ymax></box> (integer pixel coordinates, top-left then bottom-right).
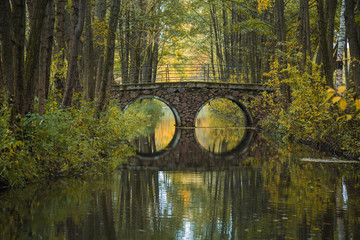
<box><xmin>112</xmin><ymin>82</ymin><xmax>269</xmax><ymax>127</ymax></box>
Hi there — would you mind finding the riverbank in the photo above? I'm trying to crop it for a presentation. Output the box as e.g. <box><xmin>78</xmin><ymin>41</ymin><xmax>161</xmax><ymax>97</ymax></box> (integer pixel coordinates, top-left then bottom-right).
<box><xmin>252</xmin><ymin>64</ymin><xmax>360</xmax><ymax>161</ymax></box>
<box><xmin>1</xmin><ymin>131</ymin><xmax>359</xmax><ymax>239</ymax></box>
<box><xmin>0</xmin><ymin>100</ymin><xmax>146</xmax><ymax>190</ymax></box>
<box><xmin>0</xmin><ymin>97</ymin><xmax>166</xmax><ymax>190</ymax></box>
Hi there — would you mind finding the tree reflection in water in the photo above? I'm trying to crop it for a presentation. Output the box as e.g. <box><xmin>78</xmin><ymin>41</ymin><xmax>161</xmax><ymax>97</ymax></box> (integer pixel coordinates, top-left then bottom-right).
<box><xmin>127</xmin><ymin>98</ymin><xmax>176</xmax><ymax>155</ymax></box>
<box><xmin>1</xmin><ymin>148</ymin><xmax>360</xmax><ymax>239</ymax></box>
<box><xmin>1</xmin><ymin>99</ymin><xmax>360</xmax><ymax>239</ymax></box>
<box><xmin>195</xmin><ymin>98</ymin><xmax>247</xmax><ymax>154</ymax></box>
<box><xmin>132</xmin><ymin>97</ymin><xmax>249</xmax><ymax>156</ymax></box>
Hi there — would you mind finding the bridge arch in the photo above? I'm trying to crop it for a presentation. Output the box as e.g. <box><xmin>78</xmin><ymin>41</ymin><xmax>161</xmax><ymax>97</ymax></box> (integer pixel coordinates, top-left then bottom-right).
<box><xmin>194</xmin><ymin>95</ymin><xmax>254</xmax><ymax>128</ymax></box>
<box><xmin>112</xmin><ymin>82</ymin><xmax>269</xmax><ymax>127</ymax></box>
<box><xmin>123</xmin><ymin>95</ymin><xmax>181</xmax><ymax>127</ymax></box>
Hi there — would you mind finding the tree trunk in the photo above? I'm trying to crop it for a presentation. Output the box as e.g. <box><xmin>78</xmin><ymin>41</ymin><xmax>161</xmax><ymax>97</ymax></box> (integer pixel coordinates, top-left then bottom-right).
<box><xmin>230</xmin><ymin>3</ymin><xmax>237</xmax><ymax>70</ymax></box>
<box><xmin>84</xmin><ymin>1</ymin><xmax>96</xmax><ymax>101</ymax></box>
<box><xmin>38</xmin><ymin>0</ymin><xmax>55</xmax><ymax>115</ymax></box>
<box><xmin>0</xmin><ymin>0</ymin><xmax>14</xmax><ymax>97</ymax></box>
<box><xmin>345</xmin><ymin>0</ymin><xmax>360</xmax><ymax>96</ymax></box>
<box><xmin>317</xmin><ymin>0</ymin><xmax>334</xmax><ymax>88</ymax></box>
<box><xmin>96</xmin><ymin>0</ymin><xmax>121</xmax><ymax>114</ymax></box>
<box><xmin>24</xmin><ymin>0</ymin><xmax>49</xmax><ymax>114</ymax></box>
<box><xmin>11</xmin><ymin>0</ymin><xmax>26</xmax><ymax>124</ymax></box>
<box><xmin>210</xmin><ymin>24</ymin><xmax>216</xmax><ymax>79</ymax></box>
<box><xmin>298</xmin><ymin>0</ymin><xmax>311</xmax><ymax>72</ymax></box>
<box><xmin>275</xmin><ymin>0</ymin><xmax>291</xmax><ymax>107</ymax></box>
<box><xmin>119</xmin><ymin>6</ymin><xmax>131</xmax><ymax>83</ymax></box>
<box><xmin>209</xmin><ymin>1</ymin><xmax>224</xmax><ymax>80</ymax></box>
<box><xmin>152</xmin><ymin>29</ymin><xmax>160</xmax><ymax>82</ymax></box>
<box><xmin>223</xmin><ymin>2</ymin><xmax>230</xmax><ymax>81</ymax></box>
<box><xmin>326</xmin><ymin>0</ymin><xmax>337</xmax><ymax>72</ymax></box>
<box><xmin>94</xmin><ymin>0</ymin><xmax>107</xmax><ymax>95</ymax></box>
<box><xmin>54</xmin><ymin>0</ymin><xmax>67</xmax><ymax>98</ymax></box>
<box><xmin>335</xmin><ymin>0</ymin><xmax>346</xmax><ymax>89</ymax></box>
<box><xmin>131</xmin><ymin>2</ymin><xmax>141</xmax><ymax>84</ymax></box>
<box><xmin>62</xmin><ymin>0</ymin><xmax>87</xmax><ymax>107</ymax></box>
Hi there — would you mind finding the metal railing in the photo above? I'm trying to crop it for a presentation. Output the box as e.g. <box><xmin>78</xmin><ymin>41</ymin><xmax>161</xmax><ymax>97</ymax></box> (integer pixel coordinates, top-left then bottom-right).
<box><xmin>114</xmin><ymin>64</ymin><xmax>265</xmax><ymax>84</ymax></box>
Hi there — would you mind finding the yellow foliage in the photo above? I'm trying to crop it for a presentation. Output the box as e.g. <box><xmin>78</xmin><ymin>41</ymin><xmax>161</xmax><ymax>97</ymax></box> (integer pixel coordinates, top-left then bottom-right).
<box><xmin>332</xmin><ymin>96</ymin><xmax>341</xmax><ymax>104</ymax></box>
<box><xmin>356</xmin><ymin>99</ymin><xmax>360</xmax><ymax>111</ymax></box>
<box><xmin>257</xmin><ymin>0</ymin><xmax>272</xmax><ymax>14</ymax></box>
<box><xmin>337</xmin><ymin>85</ymin><xmax>346</xmax><ymax>95</ymax></box>
<box><xmin>337</xmin><ymin>114</ymin><xmax>352</xmax><ymax>121</ymax></box>
<box><xmin>326</xmin><ymin>88</ymin><xmax>335</xmax><ymax>94</ymax></box>
<box><xmin>339</xmin><ymin>99</ymin><xmax>347</xmax><ymax>111</ymax></box>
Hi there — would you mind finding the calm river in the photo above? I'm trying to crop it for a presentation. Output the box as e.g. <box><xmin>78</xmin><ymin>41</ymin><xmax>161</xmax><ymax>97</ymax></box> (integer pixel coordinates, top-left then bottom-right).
<box><xmin>1</xmin><ymin>99</ymin><xmax>359</xmax><ymax>240</ymax></box>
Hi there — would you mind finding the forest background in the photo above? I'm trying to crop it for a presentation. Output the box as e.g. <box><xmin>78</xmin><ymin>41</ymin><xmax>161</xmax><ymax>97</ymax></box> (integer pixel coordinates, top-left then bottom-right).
<box><xmin>0</xmin><ymin>0</ymin><xmax>360</xmax><ymax>188</ymax></box>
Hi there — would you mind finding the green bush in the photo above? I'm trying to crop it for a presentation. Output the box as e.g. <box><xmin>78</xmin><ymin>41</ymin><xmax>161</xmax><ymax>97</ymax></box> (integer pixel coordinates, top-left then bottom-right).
<box><xmin>257</xmin><ymin>61</ymin><xmax>360</xmax><ymax>159</ymax></box>
<box><xmin>0</xmin><ymin>99</ymin><xmax>137</xmax><ymax>188</ymax></box>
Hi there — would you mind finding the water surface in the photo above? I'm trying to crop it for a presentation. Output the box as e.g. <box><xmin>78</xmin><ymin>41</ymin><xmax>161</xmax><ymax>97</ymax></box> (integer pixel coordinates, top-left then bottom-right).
<box><xmin>1</xmin><ymin>99</ymin><xmax>359</xmax><ymax>240</ymax></box>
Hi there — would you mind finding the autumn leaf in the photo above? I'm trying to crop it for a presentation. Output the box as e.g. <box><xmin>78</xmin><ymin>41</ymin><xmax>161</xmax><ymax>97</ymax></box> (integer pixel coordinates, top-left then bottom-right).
<box><xmin>339</xmin><ymin>99</ymin><xmax>347</xmax><ymax>111</ymax></box>
<box><xmin>332</xmin><ymin>96</ymin><xmax>341</xmax><ymax>104</ymax></box>
<box><xmin>337</xmin><ymin>86</ymin><xmax>346</xmax><ymax>95</ymax></box>
<box><xmin>257</xmin><ymin>0</ymin><xmax>272</xmax><ymax>14</ymax></box>
<box><xmin>355</xmin><ymin>99</ymin><xmax>360</xmax><ymax>111</ymax></box>
<box><xmin>325</xmin><ymin>92</ymin><xmax>334</xmax><ymax>102</ymax></box>
<box><xmin>327</xmin><ymin>88</ymin><xmax>335</xmax><ymax>94</ymax></box>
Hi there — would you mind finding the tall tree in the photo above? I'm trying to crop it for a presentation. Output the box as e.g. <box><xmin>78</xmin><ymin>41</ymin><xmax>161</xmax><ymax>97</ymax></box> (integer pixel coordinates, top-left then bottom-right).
<box><xmin>83</xmin><ymin>1</ymin><xmax>96</xmax><ymax>101</ymax></box>
<box><xmin>38</xmin><ymin>0</ymin><xmax>55</xmax><ymax>115</ymax></box>
<box><xmin>62</xmin><ymin>0</ymin><xmax>87</xmax><ymax>107</ymax></box>
<box><xmin>94</xmin><ymin>0</ymin><xmax>107</xmax><ymax>95</ymax></box>
<box><xmin>119</xmin><ymin>6</ymin><xmax>131</xmax><ymax>83</ymax></box>
<box><xmin>317</xmin><ymin>0</ymin><xmax>336</xmax><ymax>88</ymax></box>
<box><xmin>11</xmin><ymin>0</ymin><xmax>26</xmax><ymax>123</ymax></box>
<box><xmin>345</xmin><ymin>0</ymin><xmax>360</xmax><ymax>96</ymax></box>
<box><xmin>96</xmin><ymin>0</ymin><xmax>121</xmax><ymax>114</ymax></box>
<box><xmin>298</xmin><ymin>0</ymin><xmax>311</xmax><ymax>72</ymax></box>
<box><xmin>54</xmin><ymin>0</ymin><xmax>68</xmax><ymax>98</ymax></box>
<box><xmin>275</xmin><ymin>0</ymin><xmax>291</xmax><ymax>107</ymax></box>
<box><xmin>0</xmin><ymin>0</ymin><xmax>14</xmax><ymax>97</ymax></box>
<box><xmin>118</xmin><ymin>0</ymin><xmax>163</xmax><ymax>84</ymax></box>
<box><xmin>335</xmin><ymin>0</ymin><xmax>346</xmax><ymax>89</ymax></box>
<box><xmin>23</xmin><ymin>0</ymin><xmax>49</xmax><ymax>114</ymax></box>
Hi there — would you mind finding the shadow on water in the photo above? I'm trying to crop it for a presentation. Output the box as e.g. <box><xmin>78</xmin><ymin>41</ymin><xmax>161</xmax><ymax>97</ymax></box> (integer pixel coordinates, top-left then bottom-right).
<box><xmin>1</xmin><ymin>98</ymin><xmax>360</xmax><ymax>239</ymax></box>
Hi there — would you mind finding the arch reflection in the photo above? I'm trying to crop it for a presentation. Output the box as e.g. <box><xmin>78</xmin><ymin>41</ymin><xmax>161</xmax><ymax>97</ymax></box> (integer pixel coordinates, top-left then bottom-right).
<box><xmin>127</xmin><ymin>97</ymin><xmax>254</xmax><ymax>162</ymax></box>
<box><xmin>124</xmin><ymin>98</ymin><xmax>179</xmax><ymax>158</ymax></box>
<box><xmin>195</xmin><ymin>98</ymin><xmax>248</xmax><ymax>155</ymax></box>
<box><xmin>129</xmin><ymin>128</ymin><xmax>255</xmax><ymax>169</ymax></box>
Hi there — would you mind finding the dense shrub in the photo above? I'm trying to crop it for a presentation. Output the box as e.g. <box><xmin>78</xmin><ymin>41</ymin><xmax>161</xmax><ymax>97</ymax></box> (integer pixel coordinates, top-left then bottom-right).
<box><xmin>255</xmin><ymin>61</ymin><xmax>360</xmax><ymax>159</ymax></box>
<box><xmin>0</xmin><ymin>99</ymin><xmax>142</xmax><ymax>188</ymax></box>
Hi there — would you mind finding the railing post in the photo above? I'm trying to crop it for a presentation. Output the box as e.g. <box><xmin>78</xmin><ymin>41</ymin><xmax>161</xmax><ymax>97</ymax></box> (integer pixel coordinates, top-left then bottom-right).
<box><xmin>207</xmin><ymin>64</ymin><xmax>210</xmax><ymax>82</ymax></box>
<box><xmin>203</xmin><ymin>64</ymin><xmax>206</xmax><ymax>81</ymax></box>
<box><xmin>166</xmin><ymin>64</ymin><xmax>170</xmax><ymax>82</ymax></box>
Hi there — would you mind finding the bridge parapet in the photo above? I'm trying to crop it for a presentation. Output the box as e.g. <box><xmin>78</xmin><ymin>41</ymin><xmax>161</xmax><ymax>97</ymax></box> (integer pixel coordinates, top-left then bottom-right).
<box><xmin>112</xmin><ymin>82</ymin><xmax>272</xmax><ymax>127</ymax></box>
<box><xmin>114</xmin><ymin>64</ymin><xmax>266</xmax><ymax>84</ymax></box>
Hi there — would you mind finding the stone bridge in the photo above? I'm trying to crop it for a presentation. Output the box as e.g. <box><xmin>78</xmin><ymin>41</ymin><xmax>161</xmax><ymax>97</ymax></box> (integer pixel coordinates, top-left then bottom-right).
<box><xmin>112</xmin><ymin>82</ymin><xmax>270</xmax><ymax>127</ymax></box>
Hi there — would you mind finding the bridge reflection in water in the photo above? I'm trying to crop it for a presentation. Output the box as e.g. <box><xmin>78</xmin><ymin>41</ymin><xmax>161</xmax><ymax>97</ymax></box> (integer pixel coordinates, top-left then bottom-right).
<box><xmin>128</xmin><ymin>98</ymin><xmax>254</xmax><ymax>169</ymax></box>
<box><xmin>2</xmin><ymin>99</ymin><xmax>358</xmax><ymax>239</ymax></box>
